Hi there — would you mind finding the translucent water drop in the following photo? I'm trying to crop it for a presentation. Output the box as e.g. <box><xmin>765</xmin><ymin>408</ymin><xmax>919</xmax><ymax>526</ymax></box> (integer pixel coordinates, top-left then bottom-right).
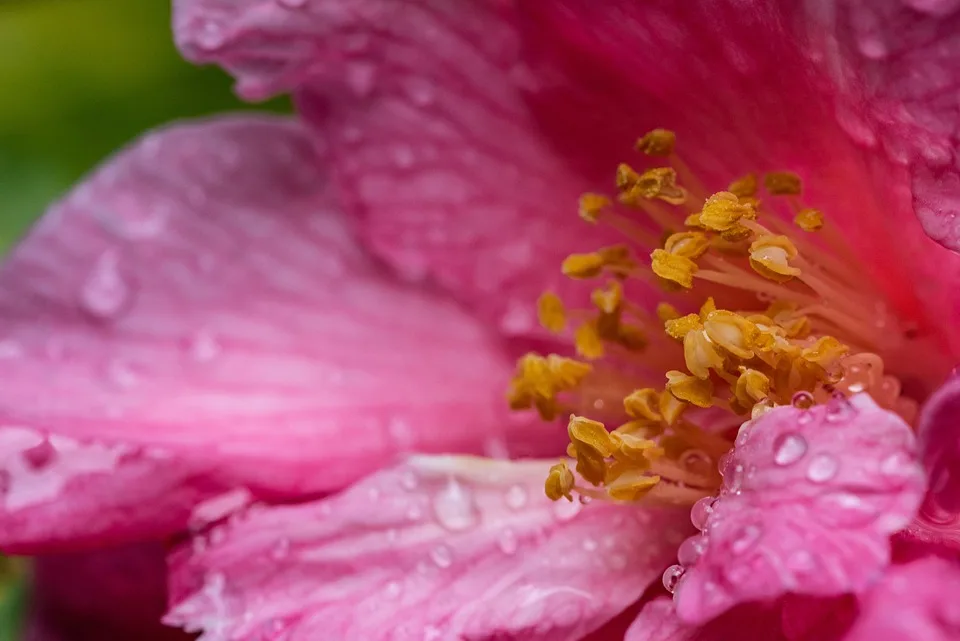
<box><xmin>504</xmin><ymin>484</ymin><xmax>527</xmax><ymax>510</ymax></box>
<box><xmin>690</xmin><ymin>496</ymin><xmax>717</xmax><ymax>530</ymax></box>
<box><xmin>807</xmin><ymin>454</ymin><xmax>839</xmax><ymax>483</ymax></box>
<box><xmin>578</xmin><ymin>494</ymin><xmax>593</xmax><ymax>505</ymax></box>
<box><xmin>582</xmin><ymin>538</ymin><xmax>598</xmax><ymax>552</ymax></box>
<box><xmin>677</xmin><ymin>535</ymin><xmax>706</xmax><ymax>566</ymax></box>
<box><xmin>730</xmin><ymin>524</ymin><xmax>761</xmax><ymax>554</ymax></box>
<box><xmin>773</xmin><ymin>433</ymin><xmax>807</xmax><ymax>466</ymax></box>
<box><xmin>552</xmin><ymin>497</ymin><xmax>582</xmax><ymax>521</ymax></box>
<box><xmin>726</xmin><ymin>464</ymin><xmax>745</xmax><ymax>493</ymax></box>
<box><xmin>791</xmin><ymin>391</ymin><xmax>815</xmax><ymax>409</ymax></box>
<box><xmin>825</xmin><ymin>395</ymin><xmax>855</xmax><ymax>422</ymax></box>
<box><xmin>497</xmin><ymin>528</ymin><xmax>518</xmax><ymax>554</ymax></box>
<box><xmin>662</xmin><ymin>565</ymin><xmax>684</xmax><ymax>593</ymax></box>
<box><xmin>80</xmin><ymin>250</ymin><xmax>130</xmax><ymax>320</ymax></box>
<box><xmin>384</xmin><ymin>581</ymin><xmax>401</xmax><ymax>599</ymax></box>
<box><xmin>429</xmin><ymin>544</ymin><xmax>452</xmax><ymax>568</ymax></box>
<box><xmin>432</xmin><ymin>479</ymin><xmax>479</xmax><ymax>531</ymax></box>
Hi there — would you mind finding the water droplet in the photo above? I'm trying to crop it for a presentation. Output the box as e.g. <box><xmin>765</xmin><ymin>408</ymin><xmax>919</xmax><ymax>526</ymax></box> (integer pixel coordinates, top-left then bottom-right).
<box><xmin>404</xmin><ymin>77</ymin><xmax>435</xmax><ymax>106</ymax></box>
<box><xmin>400</xmin><ymin>470</ymin><xmax>418</xmax><ymax>490</ymax></box>
<box><xmin>271</xmin><ymin>538</ymin><xmax>290</xmax><ymax>560</ymax></box>
<box><xmin>677</xmin><ymin>535</ymin><xmax>706</xmax><ymax>566</ymax></box>
<box><xmin>578</xmin><ymin>494</ymin><xmax>592</xmax><ymax>505</ymax></box>
<box><xmin>345</xmin><ymin>62</ymin><xmax>376</xmax><ymax>98</ymax></box>
<box><xmin>690</xmin><ymin>496</ymin><xmax>717</xmax><ymax>530</ymax></box>
<box><xmin>791</xmin><ymin>391</ymin><xmax>815</xmax><ymax>409</ymax></box>
<box><xmin>773</xmin><ymin>433</ymin><xmax>807</xmax><ymax>466</ymax></box>
<box><xmin>825</xmin><ymin>395</ymin><xmax>855</xmax><ymax>422</ymax></box>
<box><xmin>730</xmin><ymin>524</ymin><xmax>761</xmax><ymax>554</ymax></box>
<box><xmin>107</xmin><ymin>359</ymin><xmax>139</xmax><ymax>389</ymax></box>
<box><xmin>662</xmin><ymin>565</ymin><xmax>684</xmax><ymax>593</ymax></box>
<box><xmin>429</xmin><ymin>544</ymin><xmax>452</xmax><ymax>568</ymax></box>
<box><xmin>392</xmin><ymin>145</ymin><xmax>415</xmax><ymax>169</ymax></box>
<box><xmin>80</xmin><ymin>250</ymin><xmax>131</xmax><ymax>320</ymax></box>
<box><xmin>807</xmin><ymin>454</ymin><xmax>839</xmax><ymax>483</ymax></box>
<box><xmin>582</xmin><ymin>537</ymin><xmax>598</xmax><ymax>552</ymax></box>
<box><xmin>196</xmin><ymin>20</ymin><xmax>226</xmax><ymax>49</ymax></box>
<box><xmin>384</xmin><ymin>581</ymin><xmax>401</xmax><ymax>599</ymax></box>
<box><xmin>187</xmin><ymin>329</ymin><xmax>221</xmax><ymax>363</ymax></box>
<box><xmin>504</xmin><ymin>484</ymin><xmax>527</xmax><ymax>510</ymax></box>
<box><xmin>735</xmin><ymin>421</ymin><xmax>753</xmax><ymax>446</ymax></box>
<box><xmin>725</xmin><ymin>464</ymin><xmax>745</xmax><ymax>493</ymax></box>
<box><xmin>432</xmin><ymin>479</ymin><xmax>479</xmax><ymax>531</ymax></box>
<box><xmin>552</xmin><ymin>497</ymin><xmax>582</xmax><ymax>521</ymax></box>
<box><xmin>497</xmin><ymin>528</ymin><xmax>518</xmax><ymax>554</ymax></box>
<box><xmin>880</xmin><ymin>452</ymin><xmax>915</xmax><ymax>480</ymax></box>
<box><xmin>21</xmin><ymin>438</ymin><xmax>55</xmax><ymax>469</ymax></box>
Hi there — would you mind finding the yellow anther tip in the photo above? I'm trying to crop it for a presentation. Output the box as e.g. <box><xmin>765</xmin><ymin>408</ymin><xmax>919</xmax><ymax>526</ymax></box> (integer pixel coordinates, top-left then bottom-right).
<box><xmin>635</xmin><ymin>129</ymin><xmax>677</xmax><ymax>156</ymax></box>
<box><xmin>728</xmin><ymin>173</ymin><xmax>758</xmax><ymax>198</ymax></box>
<box><xmin>579</xmin><ymin>193</ymin><xmax>611</xmax><ymax>224</ymax></box>
<box><xmin>624</xmin><ymin>388</ymin><xmax>662</xmax><ymax>422</ymax></box>
<box><xmin>764</xmin><ymin>171</ymin><xmax>802</xmax><ymax>196</ymax></box>
<box><xmin>651</xmin><ymin>249</ymin><xmax>697</xmax><ymax>289</ymax></box>
<box><xmin>545</xmin><ymin>462</ymin><xmax>575</xmax><ymax>501</ymax></box>
<box><xmin>537</xmin><ymin>292</ymin><xmax>567</xmax><ymax>333</ymax></box>
<box><xmin>664</xmin><ymin>231</ymin><xmax>710</xmax><ymax>260</ymax></box>
<box><xmin>562</xmin><ymin>252</ymin><xmax>605</xmax><ymax>280</ymax></box>
<box><xmin>665</xmin><ymin>370</ymin><xmax>714</xmax><ymax>408</ymax></box>
<box><xmin>749</xmin><ymin>235</ymin><xmax>801</xmax><ymax>282</ymax></box>
<box><xmin>656</xmin><ymin>302</ymin><xmax>681</xmax><ymax>322</ymax></box>
<box><xmin>794</xmin><ymin>208</ymin><xmax>824</xmax><ymax>232</ymax></box>
<box><xmin>699</xmin><ymin>191</ymin><xmax>756</xmax><ymax>233</ymax></box>
<box><xmin>575</xmin><ymin>321</ymin><xmax>605</xmax><ymax>360</ymax></box>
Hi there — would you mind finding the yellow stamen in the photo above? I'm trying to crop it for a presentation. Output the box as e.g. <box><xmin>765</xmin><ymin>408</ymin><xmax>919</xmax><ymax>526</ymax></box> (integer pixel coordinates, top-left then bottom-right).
<box><xmin>562</xmin><ymin>252</ymin><xmax>605</xmax><ymax>279</ymax></box>
<box><xmin>703</xmin><ymin>310</ymin><xmax>760</xmax><ymax>359</ymax></box>
<box><xmin>664</xmin><ymin>313</ymin><xmax>701</xmax><ymax>340</ymax></box>
<box><xmin>619</xmin><ymin>166</ymin><xmax>687</xmax><ymax>206</ymax></box>
<box><xmin>764</xmin><ymin>171</ymin><xmax>802</xmax><ymax>195</ymax></box>
<box><xmin>794</xmin><ymin>208</ymin><xmax>824</xmax><ymax>232</ymax></box>
<box><xmin>624</xmin><ymin>388</ymin><xmax>662</xmax><ymax>421</ymax></box>
<box><xmin>635</xmin><ymin>129</ymin><xmax>677</xmax><ymax>156</ymax></box>
<box><xmin>607</xmin><ymin>472</ymin><xmax>661</xmax><ymax>501</ymax></box>
<box><xmin>575</xmin><ymin>321</ymin><xmax>605</xmax><ymax>360</ymax></box>
<box><xmin>591</xmin><ymin>281</ymin><xmax>623</xmax><ymax>315</ymax></box>
<box><xmin>665</xmin><ymin>370</ymin><xmax>714</xmax><ymax>407</ymax></box>
<box><xmin>663</xmin><ymin>231</ymin><xmax>710</xmax><ymax>259</ymax></box>
<box><xmin>656</xmin><ymin>302</ymin><xmax>681</xmax><ymax>322</ymax></box>
<box><xmin>733</xmin><ymin>368</ymin><xmax>770</xmax><ymax>413</ymax></box>
<box><xmin>545</xmin><ymin>462</ymin><xmax>575</xmax><ymax>501</ymax></box>
<box><xmin>537</xmin><ymin>292</ymin><xmax>567</xmax><ymax>333</ymax></box>
<box><xmin>683</xmin><ymin>329</ymin><xmax>725</xmax><ymax>379</ymax></box>
<box><xmin>579</xmin><ymin>193</ymin><xmax>611</xmax><ymax>223</ymax></box>
<box><xmin>651</xmin><ymin>249</ymin><xmax>698</xmax><ymax>289</ymax></box>
<box><xmin>728</xmin><ymin>173</ymin><xmax>758</xmax><ymax>198</ymax></box>
<box><xmin>749</xmin><ymin>235</ymin><xmax>801</xmax><ymax>282</ymax></box>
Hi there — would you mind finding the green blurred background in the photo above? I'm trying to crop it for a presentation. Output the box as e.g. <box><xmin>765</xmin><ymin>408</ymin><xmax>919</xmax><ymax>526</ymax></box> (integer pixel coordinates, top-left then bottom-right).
<box><xmin>0</xmin><ymin>0</ymin><xmax>288</xmax><ymax>251</ymax></box>
<box><xmin>0</xmin><ymin>1</ymin><xmax>287</xmax><ymax>636</ymax></box>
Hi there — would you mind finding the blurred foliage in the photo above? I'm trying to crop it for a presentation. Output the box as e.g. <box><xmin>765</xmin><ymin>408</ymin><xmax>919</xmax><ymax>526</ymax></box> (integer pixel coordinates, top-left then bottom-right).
<box><xmin>0</xmin><ymin>0</ymin><xmax>289</xmax><ymax>250</ymax></box>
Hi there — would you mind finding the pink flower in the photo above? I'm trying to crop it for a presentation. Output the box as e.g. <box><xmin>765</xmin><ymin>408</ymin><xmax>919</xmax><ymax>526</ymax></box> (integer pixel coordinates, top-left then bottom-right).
<box><xmin>6</xmin><ymin>0</ymin><xmax>960</xmax><ymax>639</ymax></box>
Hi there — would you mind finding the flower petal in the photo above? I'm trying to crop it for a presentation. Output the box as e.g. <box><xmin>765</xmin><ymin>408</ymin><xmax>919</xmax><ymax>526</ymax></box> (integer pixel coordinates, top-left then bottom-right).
<box><xmin>919</xmin><ymin>372</ymin><xmax>960</xmax><ymax>512</ymax></box>
<box><xmin>673</xmin><ymin>394</ymin><xmax>925</xmax><ymax>624</ymax></box>
<box><xmin>175</xmin><ymin>0</ymin><xmax>631</xmax><ymax>336</ymax></box>
<box><xmin>626</xmin><ymin>598</ymin><xmax>786</xmax><ymax>641</ymax></box>
<box><xmin>0</xmin><ymin>114</ymin><xmax>546</xmax><ymax>552</ymax></box>
<box><xmin>165</xmin><ymin>456</ymin><xmax>691</xmax><ymax>641</ymax></box>
<box><xmin>25</xmin><ymin>542</ymin><xmax>188</xmax><ymax>641</ymax></box>
<box><xmin>843</xmin><ymin>556</ymin><xmax>960</xmax><ymax>641</ymax></box>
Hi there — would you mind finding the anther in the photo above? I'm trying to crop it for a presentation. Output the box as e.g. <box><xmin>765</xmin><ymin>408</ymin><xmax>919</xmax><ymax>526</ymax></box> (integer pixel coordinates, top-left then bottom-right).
<box><xmin>635</xmin><ymin>129</ymin><xmax>677</xmax><ymax>156</ymax></box>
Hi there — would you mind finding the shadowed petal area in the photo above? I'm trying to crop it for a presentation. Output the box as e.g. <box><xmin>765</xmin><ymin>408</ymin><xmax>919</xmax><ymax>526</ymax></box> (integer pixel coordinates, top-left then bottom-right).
<box><xmin>174</xmin><ymin>0</ymin><xmax>630</xmax><ymax>337</ymax></box>
<box><xmin>919</xmin><ymin>373</ymin><xmax>960</xmax><ymax>512</ymax></box>
<box><xmin>625</xmin><ymin>598</ymin><xmax>786</xmax><ymax>641</ymax></box>
<box><xmin>24</xmin><ymin>542</ymin><xmax>188</xmax><ymax>641</ymax></box>
<box><xmin>0</xmin><ymin>115</ymin><xmax>543</xmax><ymax>553</ymax></box>
<box><xmin>844</xmin><ymin>556</ymin><xmax>960</xmax><ymax>640</ymax></box>
<box><xmin>166</xmin><ymin>456</ymin><xmax>691</xmax><ymax>641</ymax></box>
<box><xmin>674</xmin><ymin>394</ymin><xmax>925</xmax><ymax>624</ymax></box>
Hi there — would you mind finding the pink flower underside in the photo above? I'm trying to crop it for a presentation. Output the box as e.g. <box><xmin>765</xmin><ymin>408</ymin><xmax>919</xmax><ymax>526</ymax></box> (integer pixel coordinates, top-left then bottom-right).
<box><xmin>673</xmin><ymin>394</ymin><xmax>925</xmax><ymax>624</ymax></box>
<box><xmin>0</xmin><ymin>114</ymin><xmax>565</xmax><ymax>554</ymax></box>
<box><xmin>24</xmin><ymin>542</ymin><xmax>190</xmax><ymax>641</ymax></box>
<box><xmin>173</xmin><ymin>0</ymin><xmax>960</xmax><ymax>357</ymax></box>
<box><xmin>165</xmin><ymin>456</ymin><xmax>693</xmax><ymax>641</ymax></box>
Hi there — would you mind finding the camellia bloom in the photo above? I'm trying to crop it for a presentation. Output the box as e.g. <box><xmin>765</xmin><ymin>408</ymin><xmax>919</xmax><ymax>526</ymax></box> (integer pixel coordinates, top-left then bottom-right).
<box><xmin>7</xmin><ymin>0</ymin><xmax>960</xmax><ymax>640</ymax></box>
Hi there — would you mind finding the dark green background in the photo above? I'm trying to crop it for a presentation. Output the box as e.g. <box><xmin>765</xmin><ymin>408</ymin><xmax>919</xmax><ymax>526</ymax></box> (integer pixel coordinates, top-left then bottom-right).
<box><xmin>0</xmin><ymin>1</ymin><xmax>287</xmax><ymax>636</ymax></box>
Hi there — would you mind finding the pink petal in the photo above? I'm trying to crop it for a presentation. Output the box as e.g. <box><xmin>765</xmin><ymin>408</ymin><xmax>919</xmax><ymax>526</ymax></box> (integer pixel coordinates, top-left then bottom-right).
<box><xmin>174</xmin><ymin>0</ymin><xmax>634</xmax><ymax>336</ymax></box>
<box><xmin>673</xmin><ymin>394</ymin><xmax>925</xmax><ymax>624</ymax></box>
<box><xmin>843</xmin><ymin>556</ymin><xmax>960</xmax><ymax>641</ymax></box>
<box><xmin>0</xmin><ymin>114</ymin><xmax>548</xmax><ymax>552</ymax></box>
<box><xmin>919</xmin><ymin>373</ymin><xmax>960</xmax><ymax>512</ymax></box>
<box><xmin>165</xmin><ymin>456</ymin><xmax>692</xmax><ymax>641</ymax></box>
<box><xmin>626</xmin><ymin>598</ymin><xmax>786</xmax><ymax>641</ymax></box>
<box><xmin>25</xmin><ymin>542</ymin><xmax>188</xmax><ymax>641</ymax></box>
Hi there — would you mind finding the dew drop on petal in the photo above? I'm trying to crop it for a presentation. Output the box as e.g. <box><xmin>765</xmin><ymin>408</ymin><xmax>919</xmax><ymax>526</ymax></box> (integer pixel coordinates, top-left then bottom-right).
<box><xmin>384</xmin><ymin>581</ymin><xmax>402</xmax><ymax>599</ymax></box>
<box><xmin>497</xmin><ymin>528</ymin><xmax>518</xmax><ymax>555</ymax></box>
<box><xmin>552</xmin><ymin>497</ymin><xmax>582</xmax><ymax>522</ymax></box>
<box><xmin>677</xmin><ymin>535</ymin><xmax>706</xmax><ymax>566</ymax></box>
<box><xmin>806</xmin><ymin>454</ymin><xmax>839</xmax><ymax>483</ymax></box>
<box><xmin>825</xmin><ymin>395</ymin><xmax>855</xmax><ymax>422</ymax></box>
<box><xmin>773</xmin><ymin>433</ymin><xmax>808</xmax><ymax>466</ymax></box>
<box><xmin>79</xmin><ymin>250</ymin><xmax>131</xmax><ymax>320</ymax></box>
<box><xmin>690</xmin><ymin>496</ymin><xmax>717</xmax><ymax>530</ymax></box>
<box><xmin>730</xmin><ymin>524</ymin><xmax>761</xmax><ymax>554</ymax></box>
<box><xmin>504</xmin><ymin>484</ymin><xmax>527</xmax><ymax>510</ymax></box>
<box><xmin>791</xmin><ymin>391</ymin><xmax>815</xmax><ymax>409</ymax></box>
<box><xmin>662</xmin><ymin>565</ymin><xmax>684</xmax><ymax>593</ymax></box>
<box><xmin>429</xmin><ymin>544</ymin><xmax>452</xmax><ymax>568</ymax></box>
<box><xmin>432</xmin><ymin>479</ymin><xmax>479</xmax><ymax>531</ymax></box>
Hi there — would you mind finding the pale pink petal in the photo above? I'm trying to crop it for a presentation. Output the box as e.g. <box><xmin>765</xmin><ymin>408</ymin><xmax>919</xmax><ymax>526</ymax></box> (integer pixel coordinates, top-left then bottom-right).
<box><xmin>165</xmin><ymin>456</ymin><xmax>691</xmax><ymax>641</ymax></box>
<box><xmin>25</xmin><ymin>542</ymin><xmax>188</xmax><ymax>641</ymax></box>
<box><xmin>673</xmin><ymin>394</ymin><xmax>925</xmax><ymax>624</ymax></box>
<box><xmin>843</xmin><ymin>556</ymin><xmax>960</xmax><ymax>641</ymax></box>
<box><xmin>625</xmin><ymin>598</ymin><xmax>786</xmax><ymax>641</ymax></box>
<box><xmin>0</xmin><ymin>114</ymin><xmax>548</xmax><ymax>552</ymax></box>
<box><xmin>174</xmin><ymin>0</ymin><xmax>636</xmax><ymax>336</ymax></box>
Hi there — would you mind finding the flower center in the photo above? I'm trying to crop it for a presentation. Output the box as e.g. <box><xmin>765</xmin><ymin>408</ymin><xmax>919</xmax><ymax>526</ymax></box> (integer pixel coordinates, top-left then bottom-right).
<box><xmin>507</xmin><ymin>128</ymin><xmax>942</xmax><ymax>506</ymax></box>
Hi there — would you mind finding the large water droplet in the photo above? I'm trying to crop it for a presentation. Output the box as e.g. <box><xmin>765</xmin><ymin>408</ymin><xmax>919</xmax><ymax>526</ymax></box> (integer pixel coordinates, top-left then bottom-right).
<box><xmin>80</xmin><ymin>250</ymin><xmax>131</xmax><ymax>320</ymax></box>
<box><xmin>773</xmin><ymin>433</ymin><xmax>807</xmax><ymax>466</ymax></box>
<box><xmin>504</xmin><ymin>484</ymin><xmax>527</xmax><ymax>510</ymax></box>
<box><xmin>497</xmin><ymin>528</ymin><xmax>518</xmax><ymax>554</ymax></box>
<box><xmin>677</xmin><ymin>535</ymin><xmax>706</xmax><ymax>566</ymax></box>
<box><xmin>806</xmin><ymin>454</ymin><xmax>839</xmax><ymax>483</ymax></box>
<box><xmin>662</xmin><ymin>565</ymin><xmax>684</xmax><ymax>593</ymax></box>
<box><xmin>429</xmin><ymin>544</ymin><xmax>452</xmax><ymax>568</ymax></box>
<box><xmin>730</xmin><ymin>524</ymin><xmax>761</xmax><ymax>554</ymax></box>
<box><xmin>791</xmin><ymin>391</ymin><xmax>815</xmax><ymax>409</ymax></box>
<box><xmin>690</xmin><ymin>496</ymin><xmax>717</xmax><ymax>530</ymax></box>
<box><xmin>432</xmin><ymin>479</ymin><xmax>479</xmax><ymax>531</ymax></box>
